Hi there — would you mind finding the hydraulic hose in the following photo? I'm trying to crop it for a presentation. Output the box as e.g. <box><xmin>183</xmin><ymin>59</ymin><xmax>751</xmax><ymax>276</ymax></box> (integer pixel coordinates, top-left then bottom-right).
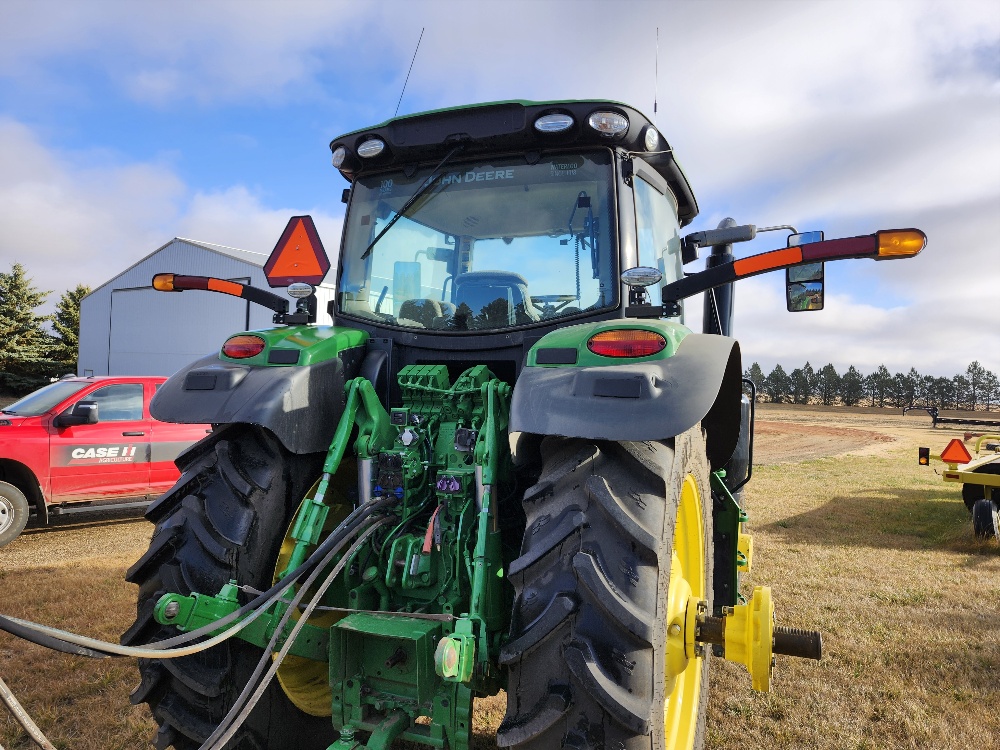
<box><xmin>0</xmin><ymin>496</ymin><xmax>390</xmax><ymax>659</ymax></box>
<box><xmin>0</xmin><ymin>674</ymin><xmax>57</xmax><ymax>750</ymax></box>
<box><xmin>199</xmin><ymin>518</ymin><xmax>389</xmax><ymax>750</ymax></box>
<box><xmin>0</xmin><ymin>504</ymin><xmax>390</xmax><ymax>750</ymax></box>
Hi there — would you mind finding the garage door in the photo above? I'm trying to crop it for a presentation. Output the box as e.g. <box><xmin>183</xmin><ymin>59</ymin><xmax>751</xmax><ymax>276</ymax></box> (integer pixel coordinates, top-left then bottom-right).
<box><xmin>109</xmin><ymin>282</ymin><xmax>250</xmax><ymax>375</ymax></box>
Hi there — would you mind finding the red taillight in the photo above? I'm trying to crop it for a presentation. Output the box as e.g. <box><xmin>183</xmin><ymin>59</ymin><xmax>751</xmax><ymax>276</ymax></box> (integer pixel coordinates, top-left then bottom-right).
<box><xmin>587</xmin><ymin>329</ymin><xmax>666</xmax><ymax>358</ymax></box>
<box><xmin>222</xmin><ymin>335</ymin><xmax>266</xmax><ymax>359</ymax></box>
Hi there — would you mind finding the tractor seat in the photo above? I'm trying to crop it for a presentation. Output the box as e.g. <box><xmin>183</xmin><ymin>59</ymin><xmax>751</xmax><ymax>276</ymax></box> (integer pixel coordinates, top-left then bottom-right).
<box><xmin>453</xmin><ymin>271</ymin><xmax>536</xmax><ymax>327</ymax></box>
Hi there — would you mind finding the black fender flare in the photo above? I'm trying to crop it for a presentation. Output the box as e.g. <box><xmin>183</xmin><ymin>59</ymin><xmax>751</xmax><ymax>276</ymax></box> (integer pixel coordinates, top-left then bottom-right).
<box><xmin>151</xmin><ymin>347</ymin><xmax>365</xmax><ymax>455</ymax></box>
<box><xmin>510</xmin><ymin>334</ymin><xmax>743</xmax><ymax>470</ymax></box>
<box><xmin>0</xmin><ymin>461</ymin><xmax>47</xmax><ymax>526</ymax></box>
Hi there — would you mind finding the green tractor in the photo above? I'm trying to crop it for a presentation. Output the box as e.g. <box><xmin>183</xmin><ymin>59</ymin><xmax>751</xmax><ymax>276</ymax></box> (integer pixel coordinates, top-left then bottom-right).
<box><xmin>122</xmin><ymin>100</ymin><xmax>926</xmax><ymax>750</ymax></box>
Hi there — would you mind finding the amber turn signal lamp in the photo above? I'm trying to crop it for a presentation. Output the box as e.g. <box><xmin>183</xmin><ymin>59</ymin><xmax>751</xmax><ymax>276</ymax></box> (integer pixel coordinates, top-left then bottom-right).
<box><xmin>918</xmin><ymin>447</ymin><xmax>930</xmax><ymax>466</ymax></box>
<box><xmin>152</xmin><ymin>273</ymin><xmax>177</xmax><ymax>291</ymax></box>
<box><xmin>222</xmin><ymin>335</ymin><xmax>266</xmax><ymax>359</ymax></box>
<box><xmin>876</xmin><ymin>229</ymin><xmax>926</xmax><ymax>258</ymax></box>
<box><xmin>587</xmin><ymin>329</ymin><xmax>666</xmax><ymax>358</ymax></box>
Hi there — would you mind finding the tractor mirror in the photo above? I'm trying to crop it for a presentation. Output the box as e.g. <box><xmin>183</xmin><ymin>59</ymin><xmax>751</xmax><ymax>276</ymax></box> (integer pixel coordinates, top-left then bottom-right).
<box><xmin>424</xmin><ymin>247</ymin><xmax>454</xmax><ymax>263</ymax></box>
<box><xmin>786</xmin><ymin>231</ymin><xmax>825</xmax><ymax>312</ymax></box>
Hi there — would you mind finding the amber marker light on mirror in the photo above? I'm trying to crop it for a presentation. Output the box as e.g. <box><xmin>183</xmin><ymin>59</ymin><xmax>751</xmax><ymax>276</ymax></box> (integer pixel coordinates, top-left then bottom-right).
<box><xmin>222</xmin><ymin>335</ymin><xmax>266</xmax><ymax>359</ymax></box>
<box><xmin>152</xmin><ymin>274</ymin><xmax>177</xmax><ymax>291</ymax></box>
<box><xmin>587</xmin><ymin>330</ymin><xmax>666</xmax><ymax>358</ymax></box>
<box><xmin>876</xmin><ymin>229</ymin><xmax>926</xmax><ymax>258</ymax></box>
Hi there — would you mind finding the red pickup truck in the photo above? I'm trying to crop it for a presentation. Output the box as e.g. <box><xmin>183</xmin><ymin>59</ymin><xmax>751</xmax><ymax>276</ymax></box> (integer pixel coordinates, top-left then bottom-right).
<box><xmin>0</xmin><ymin>376</ymin><xmax>209</xmax><ymax>547</ymax></box>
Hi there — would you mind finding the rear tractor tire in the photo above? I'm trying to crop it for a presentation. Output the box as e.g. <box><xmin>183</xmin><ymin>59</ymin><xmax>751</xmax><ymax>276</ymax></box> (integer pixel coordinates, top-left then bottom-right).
<box><xmin>121</xmin><ymin>424</ymin><xmax>333</xmax><ymax>750</ymax></box>
<box><xmin>0</xmin><ymin>480</ymin><xmax>29</xmax><ymax>548</ymax></box>
<box><xmin>499</xmin><ymin>426</ymin><xmax>714</xmax><ymax>750</ymax></box>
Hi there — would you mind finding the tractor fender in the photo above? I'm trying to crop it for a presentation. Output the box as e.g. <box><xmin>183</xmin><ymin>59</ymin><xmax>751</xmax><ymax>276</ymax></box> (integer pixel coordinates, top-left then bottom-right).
<box><xmin>151</xmin><ymin>347</ymin><xmax>365</xmax><ymax>455</ymax></box>
<box><xmin>511</xmin><ymin>334</ymin><xmax>743</xmax><ymax>470</ymax></box>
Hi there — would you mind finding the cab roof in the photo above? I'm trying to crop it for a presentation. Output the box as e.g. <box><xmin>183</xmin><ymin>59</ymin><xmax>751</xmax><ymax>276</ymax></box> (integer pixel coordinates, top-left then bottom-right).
<box><xmin>329</xmin><ymin>99</ymin><xmax>699</xmax><ymax>226</ymax></box>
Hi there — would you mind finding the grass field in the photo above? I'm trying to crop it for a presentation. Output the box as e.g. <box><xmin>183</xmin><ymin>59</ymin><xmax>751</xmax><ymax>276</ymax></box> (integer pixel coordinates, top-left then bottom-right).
<box><xmin>1</xmin><ymin>406</ymin><xmax>997</xmax><ymax>748</ymax></box>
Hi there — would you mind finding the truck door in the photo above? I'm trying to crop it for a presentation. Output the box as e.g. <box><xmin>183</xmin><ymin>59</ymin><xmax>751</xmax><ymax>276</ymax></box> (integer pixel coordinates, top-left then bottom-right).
<box><xmin>49</xmin><ymin>382</ymin><xmax>151</xmax><ymax>503</ymax></box>
<box><xmin>148</xmin><ymin>381</ymin><xmax>209</xmax><ymax>496</ymax></box>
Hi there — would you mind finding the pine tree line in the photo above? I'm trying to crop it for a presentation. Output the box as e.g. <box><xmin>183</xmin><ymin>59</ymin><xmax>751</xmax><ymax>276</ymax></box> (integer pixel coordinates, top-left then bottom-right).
<box><xmin>0</xmin><ymin>262</ymin><xmax>90</xmax><ymax>396</ymax></box>
<box><xmin>744</xmin><ymin>360</ymin><xmax>1000</xmax><ymax>411</ymax></box>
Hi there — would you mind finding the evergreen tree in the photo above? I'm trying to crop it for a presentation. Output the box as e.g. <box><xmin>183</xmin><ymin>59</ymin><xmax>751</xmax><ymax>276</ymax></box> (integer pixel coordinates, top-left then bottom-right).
<box><xmin>802</xmin><ymin>361</ymin><xmax>816</xmax><ymax>402</ymax></box>
<box><xmin>789</xmin><ymin>366</ymin><xmax>810</xmax><ymax>404</ymax></box>
<box><xmin>904</xmin><ymin>368</ymin><xmax>924</xmax><ymax>407</ymax></box>
<box><xmin>0</xmin><ymin>263</ymin><xmax>57</xmax><ymax>395</ymax></box>
<box><xmin>952</xmin><ymin>374</ymin><xmax>971</xmax><ymax>410</ymax></box>
<box><xmin>744</xmin><ymin>362</ymin><xmax>766</xmax><ymax>401</ymax></box>
<box><xmin>982</xmin><ymin>370</ymin><xmax>999</xmax><ymax>412</ymax></box>
<box><xmin>763</xmin><ymin>364</ymin><xmax>790</xmax><ymax>403</ymax></box>
<box><xmin>840</xmin><ymin>365</ymin><xmax>865</xmax><ymax>406</ymax></box>
<box><xmin>870</xmin><ymin>365</ymin><xmax>892</xmax><ymax>408</ymax></box>
<box><xmin>965</xmin><ymin>361</ymin><xmax>986</xmax><ymax>411</ymax></box>
<box><xmin>815</xmin><ymin>363</ymin><xmax>841</xmax><ymax>406</ymax></box>
<box><xmin>929</xmin><ymin>376</ymin><xmax>955</xmax><ymax>409</ymax></box>
<box><xmin>51</xmin><ymin>284</ymin><xmax>91</xmax><ymax>375</ymax></box>
<box><xmin>888</xmin><ymin>371</ymin><xmax>915</xmax><ymax>408</ymax></box>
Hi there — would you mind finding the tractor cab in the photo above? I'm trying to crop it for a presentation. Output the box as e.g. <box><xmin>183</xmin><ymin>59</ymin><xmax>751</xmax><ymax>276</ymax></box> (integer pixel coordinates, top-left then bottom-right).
<box><xmin>327</xmin><ymin>100</ymin><xmax>696</xmax><ymax>390</ymax></box>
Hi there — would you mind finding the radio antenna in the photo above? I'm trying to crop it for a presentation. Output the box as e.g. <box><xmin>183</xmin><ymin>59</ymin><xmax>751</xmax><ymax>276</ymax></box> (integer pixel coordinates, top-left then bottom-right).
<box><xmin>654</xmin><ymin>27</ymin><xmax>659</xmax><ymax>125</ymax></box>
<box><xmin>395</xmin><ymin>27</ymin><xmax>425</xmax><ymax>117</ymax></box>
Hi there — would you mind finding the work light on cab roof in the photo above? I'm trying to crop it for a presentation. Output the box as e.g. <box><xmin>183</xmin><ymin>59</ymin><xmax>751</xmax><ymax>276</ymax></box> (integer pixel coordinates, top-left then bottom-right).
<box><xmin>588</xmin><ymin>110</ymin><xmax>629</xmax><ymax>135</ymax></box>
<box><xmin>533</xmin><ymin>113</ymin><xmax>574</xmax><ymax>133</ymax></box>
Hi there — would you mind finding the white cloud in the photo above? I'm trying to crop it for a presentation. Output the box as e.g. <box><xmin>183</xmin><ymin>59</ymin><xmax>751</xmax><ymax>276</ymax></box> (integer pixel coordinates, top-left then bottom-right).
<box><xmin>0</xmin><ymin>118</ymin><xmax>184</xmax><ymax>297</ymax></box>
<box><xmin>175</xmin><ymin>186</ymin><xmax>343</xmax><ymax>261</ymax></box>
<box><xmin>0</xmin><ymin>0</ymin><xmax>996</xmax><ymax>378</ymax></box>
<box><xmin>1</xmin><ymin>0</ymin><xmax>369</xmax><ymax>106</ymax></box>
<box><xmin>0</xmin><ymin>119</ymin><xmax>343</xmax><ymax>310</ymax></box>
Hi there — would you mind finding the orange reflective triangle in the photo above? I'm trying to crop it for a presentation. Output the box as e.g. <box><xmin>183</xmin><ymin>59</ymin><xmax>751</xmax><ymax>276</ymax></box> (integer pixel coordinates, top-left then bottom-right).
<box><xmin>264</xmin><ymin>215</ymin><xmax>330</xmax><ymax>287</ymax></box>
<box><xmin>940</xmin><ymin>438</ymin><xmax>972</xmax><ymax>464</ymax></box>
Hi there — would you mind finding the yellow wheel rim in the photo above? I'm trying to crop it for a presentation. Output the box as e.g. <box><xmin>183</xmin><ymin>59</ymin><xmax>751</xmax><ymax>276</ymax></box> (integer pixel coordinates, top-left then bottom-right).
<box><xmin>272</xmin><ymin>465</ymin><xmax>355</xmax><ymax>717</ymax></box>
<box><xmin>663</xmin><ymin>473</ymin><xmax>706</xmax><ymax>748</ymax></box>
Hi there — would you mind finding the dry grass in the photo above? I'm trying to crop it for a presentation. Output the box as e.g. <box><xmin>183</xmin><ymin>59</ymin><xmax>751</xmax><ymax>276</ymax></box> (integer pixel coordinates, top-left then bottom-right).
<box><xmin>705</xmin><ymin>442</ymin><xmax>1000</xmax><ymax>749</ymax></box>
<box><xmin>1</xmin><ymin>408</ymin><xmax>998</xmax><ymax>749</ymax></box>
<box><xmin>0</xmin><ymin>560</ymin><xmax>156</xmax><ymax>748</ymax></box>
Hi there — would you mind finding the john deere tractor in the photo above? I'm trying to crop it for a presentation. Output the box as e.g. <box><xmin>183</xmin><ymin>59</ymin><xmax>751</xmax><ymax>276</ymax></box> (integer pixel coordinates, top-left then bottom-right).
<box><xmin>121</xmin><ymin>100</ymin><xmax>926</xmax><ymax>750</ymax></box>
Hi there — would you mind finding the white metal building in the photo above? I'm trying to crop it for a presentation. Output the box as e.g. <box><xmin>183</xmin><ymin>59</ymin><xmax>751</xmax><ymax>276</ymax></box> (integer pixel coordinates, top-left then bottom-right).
<box><xmin>78</xmin><ymin>238</ymin><xmax>336</xmax><ymax>377</ymax></box>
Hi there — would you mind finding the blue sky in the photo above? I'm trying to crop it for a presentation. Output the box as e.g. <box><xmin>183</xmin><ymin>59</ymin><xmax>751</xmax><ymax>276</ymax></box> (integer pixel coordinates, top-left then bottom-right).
<box><xmin>1</xmin><ymin>0</ymin><xmax>998</xmax><ymax>377</ymax></box>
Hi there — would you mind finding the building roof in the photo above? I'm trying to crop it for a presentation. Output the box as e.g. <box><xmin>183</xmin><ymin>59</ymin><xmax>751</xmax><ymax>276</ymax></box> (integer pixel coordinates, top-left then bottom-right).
<box><xmin>173</xmin><ymin>237</ymin><xmax>268</xmax><ymax>266</ymax></box>
<box><xmin>83</xmin><ymin>237</ymin><xmax>334</xmax><ymax>301</ymax></box>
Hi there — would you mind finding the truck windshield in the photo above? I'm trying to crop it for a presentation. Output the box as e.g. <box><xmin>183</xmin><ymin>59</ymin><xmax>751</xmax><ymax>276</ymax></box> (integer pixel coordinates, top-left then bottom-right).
<box><xmin>338</xmin><ymin>150</ymin><xmax>616</xmax><ymax>332</ymax></box>
<box><xmin>2</xmin><ymin>381</ymin><xmax>90</xmax><ymax>416</ymax></box>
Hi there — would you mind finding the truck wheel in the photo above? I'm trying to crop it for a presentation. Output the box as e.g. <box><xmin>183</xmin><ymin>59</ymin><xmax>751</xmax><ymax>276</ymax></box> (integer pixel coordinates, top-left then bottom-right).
<box><xmin>121</xmin><ymin>424</ymin><xmax>331</xmax><ymax>750</ymax></box>
<box><xmin>971</xmin><ymin>498</ymin><xmax>1000</xmax><ymax>542</ymax></box>
<box><xmin>961</xmin><ymin>462</ymin><xmax>1000</xmax><ymax>512</ymax></box>
<box><xmin>0</xmin><ymin>481</ymin><xmax>29</xmax><ymax>548</ymax></box>
<box><xmin>499</xmin><ymin>427</ymin><xmax>713</xmax><ymax>750</ymax></box>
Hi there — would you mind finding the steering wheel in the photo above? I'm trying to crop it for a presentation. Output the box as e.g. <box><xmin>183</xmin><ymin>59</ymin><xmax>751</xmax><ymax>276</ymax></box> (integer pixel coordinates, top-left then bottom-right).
<box><xmin>530</xmin><ymin>295</ymin><xmax>578</xmax><ymax>316</ymax></box>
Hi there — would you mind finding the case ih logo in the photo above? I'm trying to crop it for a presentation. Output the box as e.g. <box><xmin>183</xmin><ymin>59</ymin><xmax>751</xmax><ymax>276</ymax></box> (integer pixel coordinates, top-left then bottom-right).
<box><xmin>68</xmin><ymin>445</ymin><xmax>140</xmax><ymax>465</ymax></box>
